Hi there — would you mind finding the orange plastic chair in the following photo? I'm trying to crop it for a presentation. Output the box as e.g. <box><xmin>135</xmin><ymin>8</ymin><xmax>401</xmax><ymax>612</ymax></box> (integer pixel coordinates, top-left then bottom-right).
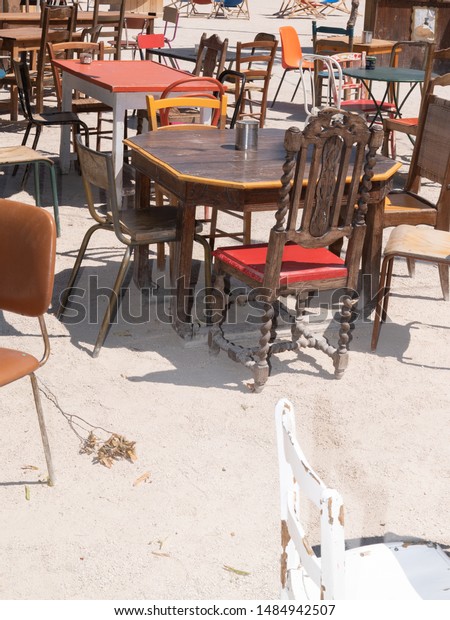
<box><xmin>0</xmin><ymin>198</ymin><xmax>56</xmax><ymax>485</ymax></box>
<box><xmin>271</xmin><ymin>26</ymin><xmax>314</xmax><ymax>108</ymax></box>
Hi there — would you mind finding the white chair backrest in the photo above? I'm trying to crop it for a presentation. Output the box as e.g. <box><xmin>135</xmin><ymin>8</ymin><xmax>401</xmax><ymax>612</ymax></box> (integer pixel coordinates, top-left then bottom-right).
<box><xmin>299</xmin><ymin>54</ymin><xmax>343</xmax><ymax>120</ymax></box>
<box><xmin>275</xmin><ymin>398</ymin><xmax>346</xmax><ymax>599</ymax></box>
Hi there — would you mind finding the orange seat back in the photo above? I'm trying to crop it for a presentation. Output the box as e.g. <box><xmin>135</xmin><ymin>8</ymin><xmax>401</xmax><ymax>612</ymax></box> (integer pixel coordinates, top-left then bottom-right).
<box><xmin>279</xmin><ymin>26</ymin><xmax>302</xmax><ymax>70</ymax></box>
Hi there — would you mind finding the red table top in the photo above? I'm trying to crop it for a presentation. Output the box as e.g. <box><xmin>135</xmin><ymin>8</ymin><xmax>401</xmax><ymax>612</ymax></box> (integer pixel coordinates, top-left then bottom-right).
<box><xmin>52</xmin><ymin>60</ymin><xmax>217</xmax><ymax>94</ymax></box>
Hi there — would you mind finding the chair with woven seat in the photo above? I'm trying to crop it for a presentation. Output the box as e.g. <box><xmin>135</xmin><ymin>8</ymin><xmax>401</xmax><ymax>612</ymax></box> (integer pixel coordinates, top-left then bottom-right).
<box><xmin>0</xmin><ymin>145</ymin><xmax>60</xmax><ymax>236</ymax></box>
<box><xmin>0</xmin><ymin>198</ymin><xmax>56</xmax><ymax>486</ymax></box>
<box><xmin>56</xmin><ymin>138</ymin><xmax>206</xmax><ymax>357</ymax></box>
<box><xmin>14</xmin><ymin>59</ymin><xmax>89</xmax><ymax>155</ymax></box>
<box><xmin>272</xmin><ymin>26</ymin><xmax>314</xmax><ymax>108</ymax></box>
<box><xmin>275</xmin><ymin>398</ymin><xmax>450</xmax><ymax>599</ymax></box>
<box><xmin>208</xmin><ymin>110</ymin><xmax>383</xmax><ymax>392</ymax></box>
<box><xmin>136</xmin><ymin>33</ymin><xmax>228</xmax><ymax>134</ymax></box>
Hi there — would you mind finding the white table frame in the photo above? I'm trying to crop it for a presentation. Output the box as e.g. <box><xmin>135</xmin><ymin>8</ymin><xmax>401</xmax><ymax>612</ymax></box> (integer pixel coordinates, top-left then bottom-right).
<box><xmin>60</xmin><ymin>72</ymin><xmax>157</xmax><ymax>201</ymax></box>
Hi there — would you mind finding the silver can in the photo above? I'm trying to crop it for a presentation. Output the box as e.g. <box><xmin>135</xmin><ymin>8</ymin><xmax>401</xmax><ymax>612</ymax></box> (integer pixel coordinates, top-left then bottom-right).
<box><xmin>235</xmin><ymin>119</ymin><xmax>259</xmax><ymax>151</ymax></box>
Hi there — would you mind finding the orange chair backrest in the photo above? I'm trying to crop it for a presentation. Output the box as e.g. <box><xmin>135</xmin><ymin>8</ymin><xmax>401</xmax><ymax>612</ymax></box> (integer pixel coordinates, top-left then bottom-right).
<box><xmin>279</xmin><ymin>26</ymin><xmax>302</xmax><ymax>70</ymax></box>
<box><xmin>0</xmin><ymin>199</ymin><xmax>56</xmax><ymax>317</ymax></box>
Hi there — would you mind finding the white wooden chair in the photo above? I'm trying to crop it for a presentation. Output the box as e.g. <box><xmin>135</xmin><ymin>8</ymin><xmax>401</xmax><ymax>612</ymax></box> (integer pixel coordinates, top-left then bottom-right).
<box><xmin>275</xmin><ymin>398</ymin><xmax>450</xmax><ymax>600</ymax></box>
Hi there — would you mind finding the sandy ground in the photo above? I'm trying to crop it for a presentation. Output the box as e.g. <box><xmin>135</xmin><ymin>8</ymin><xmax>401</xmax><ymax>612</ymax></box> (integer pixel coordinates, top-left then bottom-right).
<box><xmin>0</xmin><ymin>0</ymin><xmax>449</xmax><ymax>600</ymax></box>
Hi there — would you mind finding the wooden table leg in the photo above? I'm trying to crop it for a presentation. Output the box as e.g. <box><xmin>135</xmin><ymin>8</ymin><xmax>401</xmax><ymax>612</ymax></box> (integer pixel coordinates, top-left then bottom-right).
<box><xmin>171</xmin><ymin>202</ymin><xmax>196</xmax><ymax>337</ymax></box>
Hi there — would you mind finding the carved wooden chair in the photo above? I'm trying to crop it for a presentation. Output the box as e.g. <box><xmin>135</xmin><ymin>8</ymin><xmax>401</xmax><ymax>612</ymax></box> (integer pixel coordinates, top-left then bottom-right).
<box><xmin>0</xmin><ymin>198</ymin><xmax>56</xmax><ymax>486</ymax></box>
<box><xmin>275</xmin><ymin>398</ymin><xmax>450</xmax><ymax>599</ymax></box>
<box><xmin>209</xmin><ymin>110</ymin><xmax>383</xmax><ymax>392</ymax></box>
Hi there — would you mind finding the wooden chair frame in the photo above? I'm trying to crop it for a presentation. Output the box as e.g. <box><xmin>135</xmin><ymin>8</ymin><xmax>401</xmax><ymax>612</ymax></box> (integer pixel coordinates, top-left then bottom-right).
<box><xmin>209</xmin><ymin>110</ymin><xmax>383</xmax><ymax>391</ymax></box>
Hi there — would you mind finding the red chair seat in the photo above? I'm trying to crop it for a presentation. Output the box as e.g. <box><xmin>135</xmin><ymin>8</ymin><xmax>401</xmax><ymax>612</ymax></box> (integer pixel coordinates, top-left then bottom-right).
<box><xmin>214</xmin><ymin>242</ymin><xmax>348</xmax><ymax>286</ymax></box>
<box><xmin>341</xmin><ymin>98</ymin><xmax>396</xmax><ymax>113</ymax></box>
<box><xmin>0</xmin><ymin>348</ymin><xmax>39</xmax><ymax>387</ymax></box>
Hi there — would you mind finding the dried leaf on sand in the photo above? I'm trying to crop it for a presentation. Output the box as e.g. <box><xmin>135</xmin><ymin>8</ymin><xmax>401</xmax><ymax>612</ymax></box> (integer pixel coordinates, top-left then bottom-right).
<box><xmin>80</xmin><ymin>432</ymin><xmax>137</xmax><ymax>468</ymax></box>
<box><xmin>133</xmin><ymin>472</ymin><xmax>151</xmax><ymax>487</ymax></box>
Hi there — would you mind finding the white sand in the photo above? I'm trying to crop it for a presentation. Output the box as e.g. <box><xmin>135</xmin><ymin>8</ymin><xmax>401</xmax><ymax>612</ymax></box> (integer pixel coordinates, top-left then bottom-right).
<box><xmin>0</xmin><ymin>0</ymin><xmax>449</xmax><ymax>600</ymax></box>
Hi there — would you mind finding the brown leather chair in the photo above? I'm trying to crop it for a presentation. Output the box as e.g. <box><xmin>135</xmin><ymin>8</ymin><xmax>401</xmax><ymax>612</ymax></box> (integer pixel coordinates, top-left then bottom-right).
<box><xmin>0</xmin><ymin>198</ymin><xmax>56</xmax><ymax>485</ymax></box>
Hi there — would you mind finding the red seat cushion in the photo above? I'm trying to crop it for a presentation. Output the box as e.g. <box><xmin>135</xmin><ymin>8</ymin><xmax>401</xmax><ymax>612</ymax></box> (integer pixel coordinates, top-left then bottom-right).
<box><xmin>213</xmin><ymin>243</ymin><xmax>348</xmax><ymax>286</ymax></box>
<box><xmin>0</xmin><ymin>348</ymin><xmax>39</xmax><ymax>387</ymax></box>
<box><xmin>341</xmin><ymin>99</ymin><xmax>396</xmax><ymax>113</ymax></box>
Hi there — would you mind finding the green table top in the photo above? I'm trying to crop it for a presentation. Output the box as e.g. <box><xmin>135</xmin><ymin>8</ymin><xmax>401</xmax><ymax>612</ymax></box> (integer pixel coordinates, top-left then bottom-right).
<box><xmin>343</xmin><ymin>67</ymin><xmax>425</xmax><ymax>83</ymax></box>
